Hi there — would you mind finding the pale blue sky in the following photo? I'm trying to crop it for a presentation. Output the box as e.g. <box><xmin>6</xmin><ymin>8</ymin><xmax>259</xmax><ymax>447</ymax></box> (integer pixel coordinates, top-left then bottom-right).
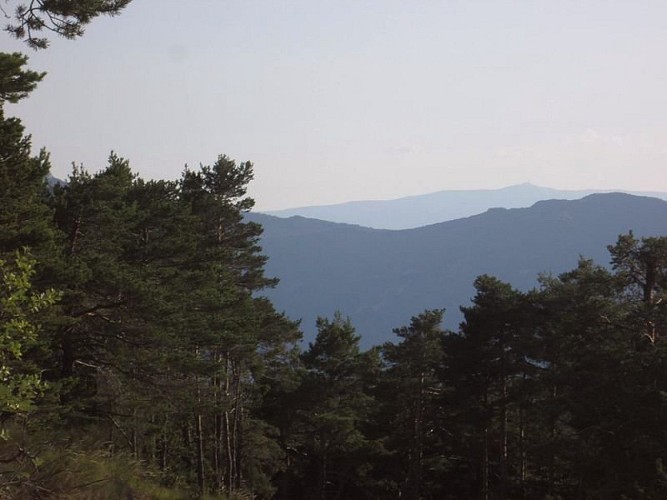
<box><xmin>3</xmin><ymin>0</ymin><xmax>667</xmax><ymax>210</ymax></box>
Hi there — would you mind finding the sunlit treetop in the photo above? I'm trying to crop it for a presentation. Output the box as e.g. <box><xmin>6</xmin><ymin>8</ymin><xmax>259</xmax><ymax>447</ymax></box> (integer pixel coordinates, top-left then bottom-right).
<box><xmin>2</xmin><ymin>0</ymin><xmax>132</xmax><ymax>49</ymax></box>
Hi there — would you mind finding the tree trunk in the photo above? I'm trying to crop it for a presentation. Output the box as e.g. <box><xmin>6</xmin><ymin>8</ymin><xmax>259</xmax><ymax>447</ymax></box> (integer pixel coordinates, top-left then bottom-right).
<box><xmin>482</xmin><ymin>385</ymin><xmax>489</xmax><ymax>500</ymax></box>
<box><xmin>195</xmin><ymin>374</ymin><xmax>206</xmax><ymax>496</ymax></box>
<box><xmin>213</xmin><ymin>350</ymin><xmax>224</xmax><ymax>493</ymax></box>
<box><xmin>224</xmin><ymin>352</ymin><xmax>234</xmax><ymax>493</ymax></box>
<box><xmin>499</xmin><ymin>357</ymin><xmax>508</xmax><ymax>499</ymax></box>
<box><xmin>232</xmin><ymin>364</ymin><xmax>243</xmax><ymax>490</ymax></box>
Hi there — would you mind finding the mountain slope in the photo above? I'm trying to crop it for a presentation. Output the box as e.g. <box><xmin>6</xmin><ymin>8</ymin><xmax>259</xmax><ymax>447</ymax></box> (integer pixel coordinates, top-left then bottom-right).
<box><xmin>251</xmin><ymin>193</ymin><xmax>667</xmax><ymax>346</ymax></box>
<box><xmin>264</xmin><ymin>183</ymin><xmax>667</xmax><ymax>229</ymax></box>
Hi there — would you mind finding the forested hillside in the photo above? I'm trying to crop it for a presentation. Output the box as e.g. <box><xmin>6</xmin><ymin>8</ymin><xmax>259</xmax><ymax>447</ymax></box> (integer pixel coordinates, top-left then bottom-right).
<box><xmin>251</xmin><ymin>193</ymin><xmax>667</xmax><ymax>346</ymax></box>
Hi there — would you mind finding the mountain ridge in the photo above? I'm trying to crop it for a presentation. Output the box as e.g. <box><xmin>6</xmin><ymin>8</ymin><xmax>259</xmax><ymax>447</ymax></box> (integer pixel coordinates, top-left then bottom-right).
<box><xmin>264</xmin><ymin>183</ymin><xmax>667</xmax><ymax>229</ymax></box>
<box><xmin>250</xmin><ymin>193</ymin><xmax>667</xmax><ymax>346</ymax></box>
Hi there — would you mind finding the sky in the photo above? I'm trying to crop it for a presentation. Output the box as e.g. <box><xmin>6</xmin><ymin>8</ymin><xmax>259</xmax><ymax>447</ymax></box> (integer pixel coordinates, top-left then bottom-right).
<box><xmin>2</xmin><ymin>0</ymin><xmax>667</xmax><ymax>210</ymax></box>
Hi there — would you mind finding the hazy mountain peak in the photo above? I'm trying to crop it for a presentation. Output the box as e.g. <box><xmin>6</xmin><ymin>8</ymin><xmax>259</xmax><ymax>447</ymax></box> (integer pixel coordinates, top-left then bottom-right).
<box><xmin>264</xmin><ymin>183</ymin><xmax>666</xmax><ymax>230</ymax></box>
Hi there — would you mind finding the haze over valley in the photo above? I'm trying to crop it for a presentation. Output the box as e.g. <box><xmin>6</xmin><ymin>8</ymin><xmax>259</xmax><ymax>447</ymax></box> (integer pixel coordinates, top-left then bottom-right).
<box><xmin>252</xmin><ymin>192</ymin><xmax>667</xmax><ymax>346</ymax></box>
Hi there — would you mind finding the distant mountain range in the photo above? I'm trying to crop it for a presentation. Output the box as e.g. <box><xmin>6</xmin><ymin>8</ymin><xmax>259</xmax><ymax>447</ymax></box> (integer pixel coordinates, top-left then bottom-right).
<box><xmin>264</xmin><ymin>183</ymin><xmax>667</xmax><ymax>229</ymax></box>
<box><xmin>250</xmin><ymin>193</ymin><xmax>667</xmax><ymax>347</ymax></box>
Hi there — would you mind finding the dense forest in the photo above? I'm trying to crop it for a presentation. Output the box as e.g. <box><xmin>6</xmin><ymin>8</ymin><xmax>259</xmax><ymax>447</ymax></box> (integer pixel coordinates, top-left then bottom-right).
<box><xmin>3</xmin><ymin>52</ymin><xmax>667</xmax><ymax>500</ymax></box>
<box><xmin>2</xmin><ymin>4</ymin><xmax>667</xmax><ymax>499</ymax></box>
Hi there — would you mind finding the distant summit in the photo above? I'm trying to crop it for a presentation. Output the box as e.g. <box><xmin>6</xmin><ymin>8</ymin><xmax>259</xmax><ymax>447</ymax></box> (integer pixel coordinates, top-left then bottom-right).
<box><xmin>46</xmin><ymin>173</ymin><xmax>66</xmax><ymax>188</ymax></box>
<box><xmin>264</xmin><ymin>183</ymin><xmax>667</xmax><ymax>230</ymax></box>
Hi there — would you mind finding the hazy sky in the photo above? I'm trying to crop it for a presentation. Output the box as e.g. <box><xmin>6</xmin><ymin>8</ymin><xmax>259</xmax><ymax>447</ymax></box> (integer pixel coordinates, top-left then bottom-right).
<box><xmin>3</xmin><ymin>0</ymin><xmax>667</xmax><ymax>210</ymax></box>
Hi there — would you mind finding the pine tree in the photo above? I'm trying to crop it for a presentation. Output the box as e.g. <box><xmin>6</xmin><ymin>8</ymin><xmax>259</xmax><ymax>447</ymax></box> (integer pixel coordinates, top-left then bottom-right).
<box><xmin>0</xmin><ymin>53</ymin><xmax>53</xmax><ymax>260</ymax></box>
<box><xmin>4</xmin><ymin>0</ymin><xmax>133</xmax><ymax>49</ymax></box>
<box><xmin>446</xmin><ymin>276</ymin><xmax>527</xmax><ymax>500</ymax></box>
<box><xmin>378</xmin><ymin>310</ymin><xmax>448</xmax><ymax>499</ymax></box>
<box><xmin>285</xmin><ymin>313</ymin><xmax>376</xmax><ymax>500</ymax></box>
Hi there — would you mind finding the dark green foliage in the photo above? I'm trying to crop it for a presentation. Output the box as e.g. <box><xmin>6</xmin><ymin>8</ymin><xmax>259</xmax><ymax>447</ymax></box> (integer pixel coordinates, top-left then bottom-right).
<box><xmin>269</xmin><ymin>313</ymin><xmax>378</xmax><ymax>500</ymax></box>
<box><xmin>609</xmin><ymin>231</ymin><xmax>667</xmax><ymax>344</ymax></box>
<box><xmin>52</xmin><ymin>155</ymin><xmax>299</xmax><ymax>497</ymax></box>
<box><xmin>0</xmin><ymin>139</ymin><xmax>302</xmax><ymax>496</ymax></box>
<box><xmin>0</xmin><ymin>52</ymin><xmax>45</xmax><ymax>104</ymax></box>
<box><xmin>442</xmin><ymin>278</ymin><xmax>528</xmax><ymax>499</ymax></box>
<box><xmin>377</xmin><ymin>310</ymin><xmax>448</xmax><ymax>499</ymax></box>
<box><xmin>5</xmin><ymin>0</ymin><xmax>133</xmax><ymax>49</ymax></box>
<box><xmin>0</xmin><ymin>108</ymin><xmax>54</xmax><ymax>259</ymax></box>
